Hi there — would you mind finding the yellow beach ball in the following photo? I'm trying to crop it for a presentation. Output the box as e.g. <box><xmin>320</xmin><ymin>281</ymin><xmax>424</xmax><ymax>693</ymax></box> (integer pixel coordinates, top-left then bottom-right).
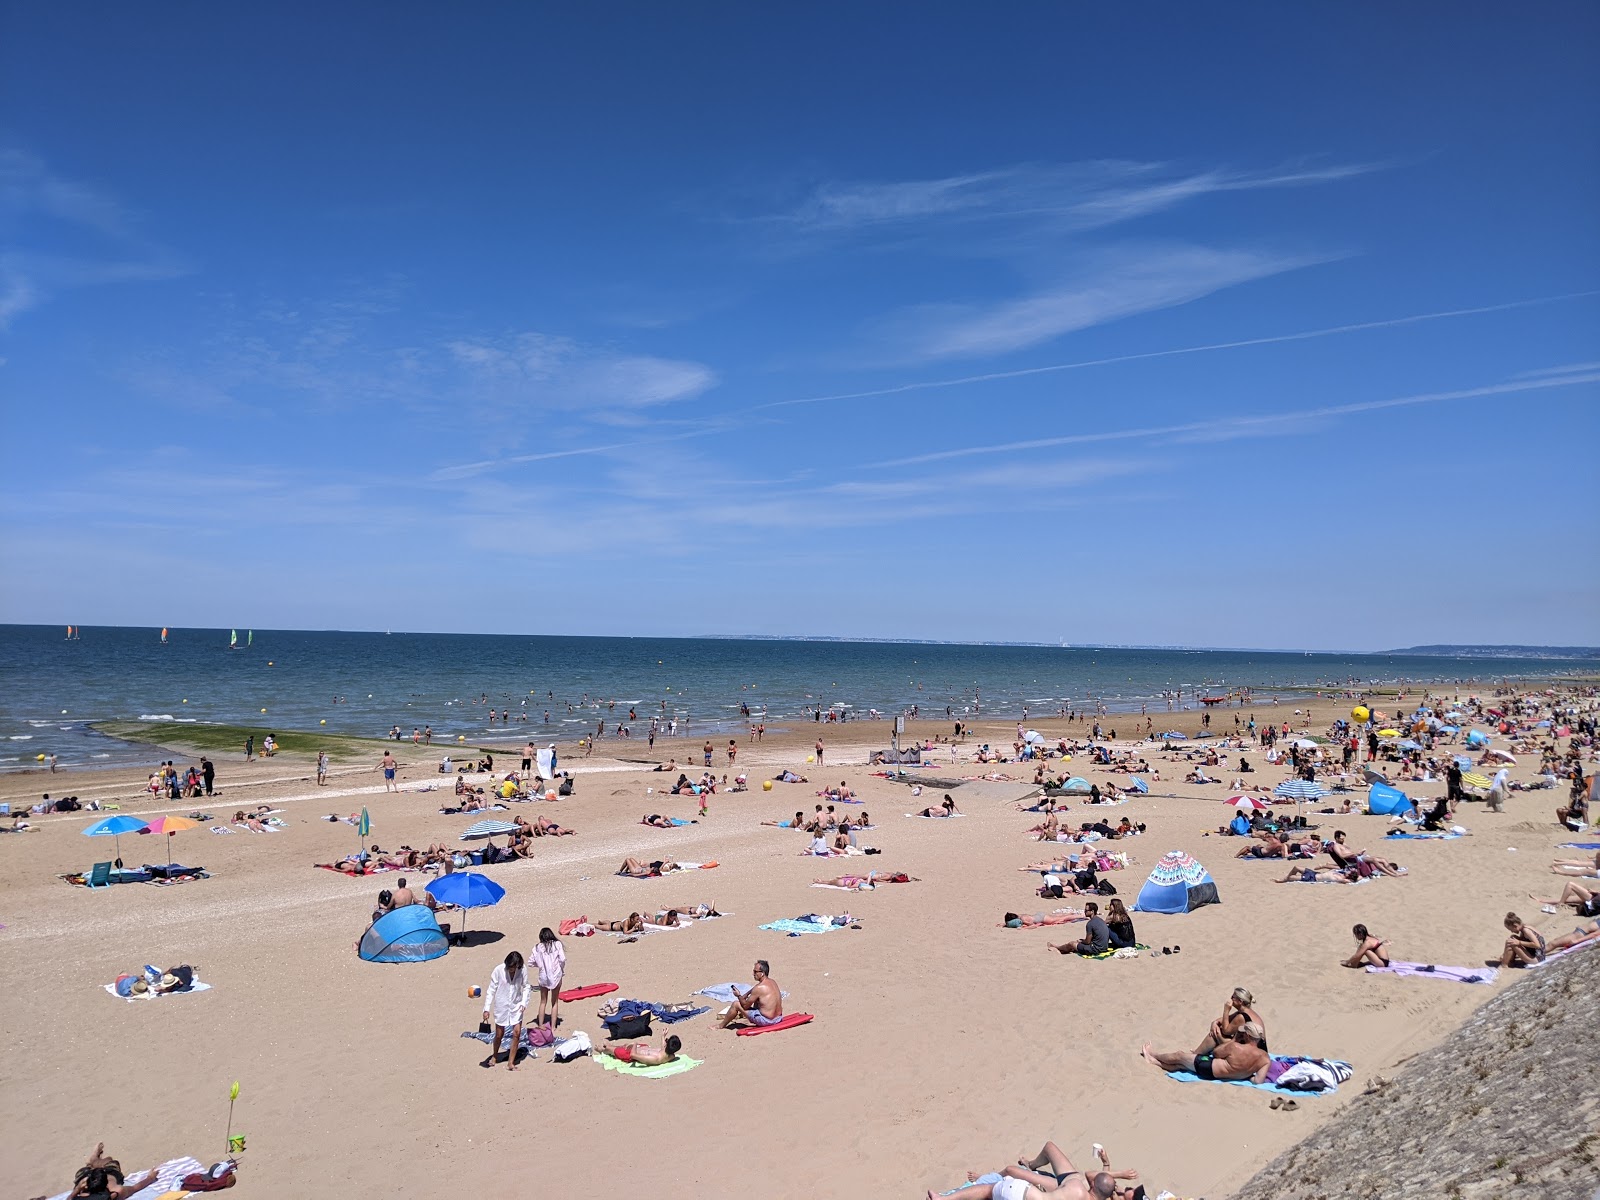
<box><xmin>762</xmin><ymin>780</ymin><xmax>773</xmax><ymax>791</ymax></box>
<box><xmin>1352</xmin><ymin>706</ymin><xmax>1370</xmax><ymax>723</ymax></box>
<box><xmin>182</xmin><ymin>699</ymin><xmax>187</xmax><ymax>703</ymax></box>
<box><xmin>806</xmin><ymin>755</ymin><xmax>815</xmax><ymax>763</ymax></box>
<box><xmin>320</xmin><ymin>719</ymin><xmax>326</xmax><ymax>725</ymax></box>
<box><xmin>458</xmin><ymin>735</ymin><xmax>466</xmax><ymax>742</ymax></box>
<box><xmin>260</xmin><ymin>708</ymin><xmax>267</xmax><ymax>713</ymax></box>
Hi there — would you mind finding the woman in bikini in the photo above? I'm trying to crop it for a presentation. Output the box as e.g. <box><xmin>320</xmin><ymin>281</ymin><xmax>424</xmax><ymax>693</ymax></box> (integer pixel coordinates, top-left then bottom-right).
<box><xmin>1528</xmin><ymin>881</ymin><xmax>1600</xmax><ymax>917</ymax></box>
<box><xmin>1342</xmin><ymin>923</ymin><xmax>1391</xmax><ymax>968</ymax></box>
<box><xmin>1498</xmin><ymin>911</ymin><xmax>1547</xmax><ymax>968</ymax></box>
<box><xmin>592</xmin><ymin>912</ymin><xmax>646</xmax><ymax>934</ymax></box>
<box><xmin>599</xmin><ymin>1034</ymin><xmax>682</xmax><ymax>1067</ymax></box>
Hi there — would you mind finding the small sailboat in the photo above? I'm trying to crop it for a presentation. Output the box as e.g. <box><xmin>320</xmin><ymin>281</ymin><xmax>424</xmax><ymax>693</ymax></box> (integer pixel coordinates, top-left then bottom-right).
<box><xmin>230</xmin><ymin>629</ymin><xmax>238</xmax><ymax>649</ymax></box>
<box><xmin>247</xmin><ymin>629</ymin><xmax>253</xmax><ymax>648</ymax></box>
<box><xmin>161</xmin><ymin>627</ymin><xmax>169</xmax><ymax>644</ymax></box>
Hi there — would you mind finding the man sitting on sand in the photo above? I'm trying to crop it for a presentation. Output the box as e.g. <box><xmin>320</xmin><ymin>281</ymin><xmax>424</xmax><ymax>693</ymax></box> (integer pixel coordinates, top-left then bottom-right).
<box><xmin>715</xmin><ymin>959</ymin><xmax>783</xmax><ymax>1028</ymax></box>
<box><xmin>1143</xmin><ymin>1022</ymin><xmax>1270</xmax><ymax>1083</ymax></box>
<box><xmin>598</xmin><ymin>1034</ymin><xmax>683</xmax><ymax>1067</ymax></box>
<box><xmin>1048</xmin><ymin>900</ymin><xmax>1110</xmax><ymax>956</ymax></box>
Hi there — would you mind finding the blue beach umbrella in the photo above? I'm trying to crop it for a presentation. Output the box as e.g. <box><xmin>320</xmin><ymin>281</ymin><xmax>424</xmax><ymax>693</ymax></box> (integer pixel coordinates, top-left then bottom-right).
<box><xmin>426</xmin><ymin>871</ymin><xmax>506</xmax><ymax>942</ymax></box>
<box><xmin>460</xmin><ymin>819</ymin><xmax>519</xmax><ymax>840</ymax></box>
<box><xmin>1161</xmin><ymin>731</ymin><xmax>1187</xmax><ymax>740</ymax></box>
<box><xmin>1129</xmin><ymin>777</ymin><xmax>1149</xmax><ymax>794</ymax></box>
<box><xmin>1273</xmin><ymin>779</ymin><xmax>1329</xmax><ymax>801</ymax></box>
<box><xmin>83</xmin><ymin>814</ymin><xmax>145</xmax><ymax>864</ymax></box>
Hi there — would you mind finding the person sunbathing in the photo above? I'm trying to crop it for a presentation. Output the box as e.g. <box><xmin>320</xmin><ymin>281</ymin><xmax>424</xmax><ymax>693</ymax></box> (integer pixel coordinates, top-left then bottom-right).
<box><xmin>642</xmin><ymin>814</ymin><xmax>676</xmax><ymax>828</ymax></box>
<box><xmin>1342</xmin><ymin>923</ymin><xmax>1391</xmax><ymax>968</ymax></box>
<box><xmin>1143</xmin><ymin>1023</ymin><xmax>1270</xmax><ymax>1083</ymax></box>
<box><xmin>814</xmin><ymin>870</ymin><xmax>915</xmax><ymax>888</ymax></box>
<box><xmin>1528</xmin><ymin>881</ymin><xmax>1600</xmax><ymax>917</ymax></box>
<box><xmin>1498</xmin><ymin>911</ymin><xmax>1547</xmax><ymax>967</ymax></box>
<box><xmin>598</xmin><ymin>1033</ymin><xmax>682</xmax><ymax>1067</ymax></box>
<box><xmin>762</xmin><ymin>812</ymin><xmax>807</xmax><ymax>829</ymax></box>
<box><xmin>1006</xmin><ymin>1141</ymin><xmax>1140</xmax><ymax>1200</ymax></box>
<box><xmin>1327</xmin><ymin>831</ymin><xmax>1405</xmax><ymax>877</ymax></box>
<box><xmin>1550</xmin><ymin>850</ymin><xmax>1600</xmax><ymax>878</ymax></box>
<box><xmin>919</xmin><ymin>795</ymin><xmax>960</xmax><ymax>818</ymax></box>
<box><xmin>618</xmin><ymin>857</ymin><xmax>679</xmax><ymax>877</ymax></box>
<box><xmin>1192</xmin><ymin>986</ymin><xmax>1264</xmax><ymax>1055</ymax></box>
<box><xmin>1545</xmin><ymin>919</ymin><xmax>1600</xmax><ymax>953</ymax></box>
<box><xmin>591</xmin><ymin>913</ymin><xmax>646</xmax><ymax>933</ymax></box>
<box><xmin>64</xmin><ymin>1143</ymin><xmax>167</xmax><ymax>1200</ymax></box>
<box><xmin>533</xmin><ymin>815</ymin><xmax>573</xmax><ymax>836</ymax></box>
<box><xmin>1002</xmin><ymin>910</ymin><xmax>1079</xmax><ymax>928</ymax></box>
<box><xmin>651</xmin><ymin>759</ymin><xmax>679</xmax><ymax>772</ymax></box>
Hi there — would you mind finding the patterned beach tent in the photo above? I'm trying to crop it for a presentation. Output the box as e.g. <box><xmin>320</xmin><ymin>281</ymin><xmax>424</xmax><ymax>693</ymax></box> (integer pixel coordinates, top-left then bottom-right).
<box><xmin>1132</xmin><ymin>850</ymin><xmax>1220</xmax><ymax>914</ymax></box>
<box><xmin>358</xmin><ymin>906</ymin><xmax>449</xmax><ymax>963</ymax></box>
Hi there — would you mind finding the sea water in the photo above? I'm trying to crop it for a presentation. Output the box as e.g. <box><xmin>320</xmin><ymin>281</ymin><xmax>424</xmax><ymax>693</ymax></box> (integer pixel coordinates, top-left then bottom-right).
<box><xmin>1</xmin><ymin>625</ymin><xmax>1592</xmax><ymax>771</ymax></box>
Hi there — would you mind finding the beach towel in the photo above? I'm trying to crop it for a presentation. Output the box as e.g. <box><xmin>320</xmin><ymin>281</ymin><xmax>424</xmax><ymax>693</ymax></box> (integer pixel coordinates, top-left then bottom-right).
<box><xmin>1164</xmin><ymin>1055</ymin><xmax>1351</xmax><ymax>1096</ymax></box>
<box><xmin>695</xmin><ymin>982</ymin><xmax>790</xmax><ymax>1004</ymax></box>
<box><xmin>595</xmin><ymin>1052</ymin><xmax>702</xmax><ymax>1078</ymax></box>
<box><xmin>1529</xmin><ymin>936</ymin><xmax>1600</xmax><ymax>969</ymax></box>
<box><xmin>1365</xmin><ymin>962</ymin><xmax>1498</xmax><ymax>984</ymax></box>
<box><xmin>44</xmin><ymin>1157</ymin><xmax>205</xmax><ymax>1200</ymax></box>
<box><xmin>1075</xmin><ymin>942</ymin><xmax>1149</xmax><ymax>958</ymax></box>
<box><xmin>1384</xmin><ymin>831</ymin><xmax>1465</xmax><ymax>841</ymax></box>
<box><xmin>760</xmin><ymin>918</ymin><xmax>845</xmax><ymax>935</ymax></box>
<box><xmin>734</xmin><ymin>1012</ymin><xmax>814</xmax><ymax>1036</ymax></box>
<box><xmin>104</xmin><ymin>980</ymin><xmax>213</xmax><ymax>1002</ymax></box>
<box><xmin>602</xmin><ymin>999</ymin><xmax>709</xmax><ymax>1026</ymax></box>
<box><xmin>560</xmin><ymin>982</ymin><xmax>618</xmax><ymax>1002</ymax></box>
<box><xmin>314</xmin><ymin>862</ymin><xmax>395</xmax><ymax>876</ymax></box>
<box><xmin>460</xmin><ymin>1028</ymin><xmax>542</xmax><ymax>1059</ymax></box>
<box><xmin>1559</xmin><ymin>842</ymin><xmax>1600</xmax><ymax>850</ymax></box>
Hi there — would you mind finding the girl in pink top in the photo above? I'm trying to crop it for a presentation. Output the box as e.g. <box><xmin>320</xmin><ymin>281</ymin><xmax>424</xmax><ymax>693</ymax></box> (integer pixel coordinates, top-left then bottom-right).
<box><xmin>531</xmin><ymin>927</ymin><xmax>566</xmax><ymax>1029</ymax></box>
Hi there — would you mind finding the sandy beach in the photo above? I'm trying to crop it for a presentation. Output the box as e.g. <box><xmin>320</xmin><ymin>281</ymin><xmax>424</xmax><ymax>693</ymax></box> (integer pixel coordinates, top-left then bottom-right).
<box><xmin>3</xmin><ymin>696</ymin><xmax>1595</xmax><ymax>1199</ymax></box>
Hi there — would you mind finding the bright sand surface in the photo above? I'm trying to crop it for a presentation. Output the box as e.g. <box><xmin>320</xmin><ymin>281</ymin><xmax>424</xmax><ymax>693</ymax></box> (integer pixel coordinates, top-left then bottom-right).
<box><xmin>2</xmin><ymin>706</ymin><xmax>1592</xmax><ymax>1198</ymax></box>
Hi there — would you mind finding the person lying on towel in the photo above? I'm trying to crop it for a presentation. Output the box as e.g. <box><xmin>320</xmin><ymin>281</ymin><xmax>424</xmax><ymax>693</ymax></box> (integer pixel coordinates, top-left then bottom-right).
<box><xmin>598</xmin><ymin>1034</ymin><xmax>683</xmax><ymax>1067</ymax></box>
<box><xmin>1142</xmin><ymin>1023</ymin><xmax>1270</xmax><ymax>1083</ymax></box>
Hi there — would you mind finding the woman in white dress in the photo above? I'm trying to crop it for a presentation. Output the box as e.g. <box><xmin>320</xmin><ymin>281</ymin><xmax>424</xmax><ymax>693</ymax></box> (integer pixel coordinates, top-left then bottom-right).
<box><xmin>530</xmin><ymin>927</ymin><xmax>566</xmax><ymax>1030</ymax></box>
<box><xmin>481</xmin><ymin>950</ymin><xmax>531</xmax><ymax>1072</ymax></box>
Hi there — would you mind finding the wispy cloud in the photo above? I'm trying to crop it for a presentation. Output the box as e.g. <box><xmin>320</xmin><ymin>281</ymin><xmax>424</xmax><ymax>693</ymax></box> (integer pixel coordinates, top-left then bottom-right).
<box><xmin>0</xmin><ymin>149</ymin><xmax>189</xmax><ymax>328</ymax></box>
<box><xmin>755</xmin><ymin>291</ymin><xmax>1600</xmax><ymax>411</ymax></box>
<box><xmin>883</xmin><ymin>367</ymin><xmax>1600</xmax><ymax>467</ymax></box>
<box><xmin>771</xmin><ymin>159</ymin><xmax>1376</xmax><ymax>237</ymax></box>
<box><xmin>445</xmin><ymin>332</ymin><xmax>716</xmax><ymax>410</ymax></box>
<box><xmin>876</xmin><ymin>245</ymin><xmax>1317</xmax><ymax>362</ymax></box>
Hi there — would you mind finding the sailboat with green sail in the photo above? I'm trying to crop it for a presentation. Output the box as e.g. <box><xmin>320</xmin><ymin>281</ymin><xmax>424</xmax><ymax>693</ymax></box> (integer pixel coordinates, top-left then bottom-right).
<box><xmin>229</xmin><ymin>629</ymin><xmax>253</xmax><ymax>650</ymax></box>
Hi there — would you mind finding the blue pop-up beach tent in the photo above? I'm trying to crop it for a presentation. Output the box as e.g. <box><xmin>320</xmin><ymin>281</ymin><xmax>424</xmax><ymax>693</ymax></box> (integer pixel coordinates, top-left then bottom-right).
<box><xmin>1367</xmin><ymin>781</ymin><xmax>1417</xmax><ymax>817</ymax></box>
<box><xmin>358</xmin><ymin>906</ymin><xmax>449</xmax><ymax>963</ymax></box>
<box><xmin>1133</xmin><ymin>850</ymin><xmax>1220</xmax><ymax>914</ymax></box>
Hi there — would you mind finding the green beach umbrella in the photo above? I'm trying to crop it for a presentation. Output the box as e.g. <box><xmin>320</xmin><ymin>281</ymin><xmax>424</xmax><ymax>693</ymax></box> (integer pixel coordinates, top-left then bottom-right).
<box><xmin>357</xmin><ymin>806</ymin><xmax>371</xmax><ymax>857</ymax></box>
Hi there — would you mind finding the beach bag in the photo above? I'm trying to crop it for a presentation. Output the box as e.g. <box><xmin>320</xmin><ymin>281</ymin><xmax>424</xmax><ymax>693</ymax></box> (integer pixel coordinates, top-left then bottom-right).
<box><xmin>608</xmin><ymin>1014</ymin><xmax>653</xmax><ymax>1040</ymax></box>
<box><xmin>552</xmin><ymin>1031</ymin><xmax>591</xmax><ymax>1062</ymax></box>
<box><xmin>527</xmin><ymin>1024</ymin><xmax>556</xmax><ymax>1047</ymax></box>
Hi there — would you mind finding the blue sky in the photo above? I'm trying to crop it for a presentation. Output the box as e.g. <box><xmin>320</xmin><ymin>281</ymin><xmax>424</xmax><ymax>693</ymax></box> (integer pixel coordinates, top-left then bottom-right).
<box><xmin>2</xmin><ymin>4</ymin><xmax>1597</xmax><ymax>650</ymax></box>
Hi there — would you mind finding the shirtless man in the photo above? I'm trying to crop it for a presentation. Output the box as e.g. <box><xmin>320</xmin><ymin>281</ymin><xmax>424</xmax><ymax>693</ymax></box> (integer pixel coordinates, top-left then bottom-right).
<box><xmin>592</xmin><ymin>913</ymin><xmax>646</xmax><ymax>934</ymax></box>
<box><xmin>378</xmin><ymin>750</ymin><xmax>399</xmax><ymax>793</ymax></box>
<box><xmin>598</xmin><ymin>1034</ymin><xmax>683</xmax><ymax>1067</ymax></box>
<box><xmin>1143</xmin><ymin>1023</ymin><xmax>1270</xmax><ymax>1083</ymax></box>
<box><xmin>391</xmin><ymin>877</ymin><xmax>417</xmax><ymax>908</ymax></box>
<box><xmin>1008</xmin><ymin>1140</ymin><xmax>1141</xmax><ymax>1199</ymax></box>
<box><xmin>716</xmin><ymin>959</ymin><xmax>783</xmax><ymax>1028</ymax></box>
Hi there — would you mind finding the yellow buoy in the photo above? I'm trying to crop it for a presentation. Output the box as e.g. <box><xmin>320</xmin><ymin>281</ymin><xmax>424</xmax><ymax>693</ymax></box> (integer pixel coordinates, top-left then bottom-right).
<box><xmin>1352</xmin><ymin>705</ymin><xmax>1370</xmax><ymax>723</ymax></box>
<box><xmin>260</xmin><ymin>708</ymin><xmax>267</xmax><ymax>713</ymax></box>
<box><xmin>458</xmin><ymin>735</ymin><xmax>466</xmax><ymax>742</ymax></box>
<box><xmin>36</xmin><ymin>753</ymin><xmax>46</xmax><ymax>761</ymax></box>
<box><xmin>320</xmin><ymin>719</ymin><xmax>326</xmax><ymax>725</ymax></box>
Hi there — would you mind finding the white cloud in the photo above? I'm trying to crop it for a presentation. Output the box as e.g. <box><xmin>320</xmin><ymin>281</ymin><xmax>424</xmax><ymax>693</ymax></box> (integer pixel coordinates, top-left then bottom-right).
<box><xmin>0</xmin><ymin>149</ymin><xmax>188</xmax><ymax>328</ymax></box>
<box><xmin>773</xmin><ymin>159</ymin><xmax>1376</xmax><ymax>237</ymax></box>
<box><xmin>881</xmin><ymin>245</ymin><xmax>1316</xmax><ymax>362</ymax></box>
<box><xmin>446</xmin><ymin>332</ymin><xmax>716</xmax><ymax>410</ymax></box>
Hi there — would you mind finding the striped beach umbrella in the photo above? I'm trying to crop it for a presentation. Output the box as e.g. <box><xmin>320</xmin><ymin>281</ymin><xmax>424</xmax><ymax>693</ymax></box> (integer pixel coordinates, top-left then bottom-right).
<box><xmin>459</xmin><ymin>818</ymin><xmax>519</xmax><ymax>840</ymax></box>
<box><xmin>1273</xmin><ymin>779</ymin><xmax>1329</xmax><ymax>800</ymax></box>
<box><xmin>1460</xmin><ymin>772</ymin><xmax>1493</xmax><ymax>791</ymax></box>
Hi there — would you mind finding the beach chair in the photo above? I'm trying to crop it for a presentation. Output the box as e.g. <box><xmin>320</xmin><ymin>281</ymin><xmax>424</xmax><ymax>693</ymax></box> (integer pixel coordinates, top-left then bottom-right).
<box><xmin>86</xmin><ymin>861</ymin><xmax>113</xmax><ymax>890</ymax></box>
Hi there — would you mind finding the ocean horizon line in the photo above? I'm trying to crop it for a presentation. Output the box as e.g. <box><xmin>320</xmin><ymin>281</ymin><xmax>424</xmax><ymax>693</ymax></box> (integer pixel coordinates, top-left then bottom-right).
<box><xmin>6</xmin><ymin>622</ymin><xmax>1598</xmax><ymax>661</ymax></box>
